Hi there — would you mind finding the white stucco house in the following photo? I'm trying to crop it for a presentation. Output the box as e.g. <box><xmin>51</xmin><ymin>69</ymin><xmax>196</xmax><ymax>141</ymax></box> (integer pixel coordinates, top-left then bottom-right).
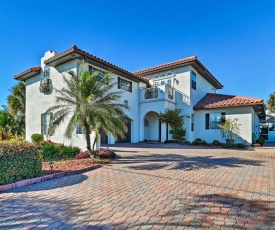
<box><xmin>14</xmin><ymin>45</ymin><xmax>266</xmax><ymax>149</ymax></box>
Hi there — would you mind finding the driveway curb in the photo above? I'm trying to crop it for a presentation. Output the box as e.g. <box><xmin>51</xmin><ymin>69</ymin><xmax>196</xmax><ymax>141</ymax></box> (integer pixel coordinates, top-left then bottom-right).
<box><xmin>0</xmin><ymin>164</ymin><xmax>101</xmax><ymax>193</ymax></box>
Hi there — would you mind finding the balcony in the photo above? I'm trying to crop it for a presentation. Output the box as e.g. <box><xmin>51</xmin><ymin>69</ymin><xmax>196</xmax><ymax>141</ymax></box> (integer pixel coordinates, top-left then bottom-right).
<box><xmin>39</xmin><ymin>78</ymin><xmax>53</xmax><ymax>93</ymax></box>
<box><xmin>140</xmin><ymin>84</ymin><xmax>175</xmax><ymax>104</ymax></box>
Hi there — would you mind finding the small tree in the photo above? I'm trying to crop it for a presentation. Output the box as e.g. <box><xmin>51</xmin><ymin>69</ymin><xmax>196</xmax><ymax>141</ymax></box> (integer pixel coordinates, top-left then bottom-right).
<box><xmin>267</xmin><ymin>92</ymin><xmax>275</xmax><ymax>113</ymax></box>
<box><xmin>160</xmin><ymin>108</ymin><xmax>186</xmax><ymax>142</ymax></box>
<box><xmin>218</xmin><ymin>117</ymin><xmax>241</xmax><ymax>145</ymax></box>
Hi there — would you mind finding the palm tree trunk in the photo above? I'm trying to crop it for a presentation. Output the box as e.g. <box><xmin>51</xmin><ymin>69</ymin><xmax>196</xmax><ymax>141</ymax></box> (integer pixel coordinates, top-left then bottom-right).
<box><xmin>83</xmin><ymin>121</ymin><xmax>91</xmax><ymax>152</ymax></box>
<box><xmin>92</xmin><ymin>132</ymin><xmax>98</xmax><ymax>150</ymax></box>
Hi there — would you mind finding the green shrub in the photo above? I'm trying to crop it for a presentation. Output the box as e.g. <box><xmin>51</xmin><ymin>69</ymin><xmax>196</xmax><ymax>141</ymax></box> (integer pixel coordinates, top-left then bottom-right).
<box><xmin>31</xmin><ymin>133</ymin><xmax>44</xmax><ymax>145</ymax></box>
<box><xmin>0</xmin><ymin>141</ymin><xmax>42</xmax><ymax>185</ymax></box>
<box><xmin>256</xmin><ymin>137</ymin><xmax>265</xmax><ymax>146</ymax></box>
<box><xmin>235</xmin><ymin>143</ymin><xmax>246</xmax><ymax>148</ymax></box>
<box><xmin>212</xmin><ymin>140</ymin><xmax>221</xmax><ymax>146</ymax></box>
<box><xmin>60</xmin><ymin>146</ymin><xmax>80</xmax><ymax>159</ymax></box>
<box><xmin>192</xmin><ymin>138</ymin><xmax>207</xmax><ymax>145</ymax></box>
<box><xmin>40</xmin><ymin>144</ymin><xmax>60</xmax><ymax>160</ymax></box>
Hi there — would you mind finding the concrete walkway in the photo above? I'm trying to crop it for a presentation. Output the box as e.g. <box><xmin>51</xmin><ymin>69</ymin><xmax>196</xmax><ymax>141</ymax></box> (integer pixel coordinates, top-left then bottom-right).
<box><xmin>1</xmin><ymin>144</ymin><xmax>275</xmax><ymax>229</ymax></box>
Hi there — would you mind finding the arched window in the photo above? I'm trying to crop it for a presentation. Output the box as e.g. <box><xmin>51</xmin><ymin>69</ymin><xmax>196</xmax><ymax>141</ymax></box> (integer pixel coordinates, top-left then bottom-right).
<box><xmin>166</xmin><ymin>71</ymin><xmax>173</xmax><ymax>77</ymax></box>
<box><xmin>154</xmin><ymin>75</ymin><xmax>159</xmax><ymax>79</ymax></box>
<box><xmin>160</xmin><ymin>73</ymin><xmax>166</xmax><ymax>78</ymax></box>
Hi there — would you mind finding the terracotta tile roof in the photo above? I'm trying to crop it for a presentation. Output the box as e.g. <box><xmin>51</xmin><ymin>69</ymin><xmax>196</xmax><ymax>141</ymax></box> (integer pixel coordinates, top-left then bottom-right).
<box><xmin>44</xmin><ymin>45</ymin><xmax>150</xmax><ymax>86</ymax></box>
<box><xmin>134</xmin><ymin>56</ymin><xmax>223</xmax><ymax>89</ymax></box>
<box><xmin>193</xmin><ymin>93</ymin><xmax>264</xmax><ymax>110</ymax></box>
<box><xmin>14</xmin><ymin>66</ymin><xmax>41</xmax><ymax>80</ymax></box>
<box><xmin>134</xmin><ymin>56</ymin><xmax>197</xmax><ymax>75</ymax></box>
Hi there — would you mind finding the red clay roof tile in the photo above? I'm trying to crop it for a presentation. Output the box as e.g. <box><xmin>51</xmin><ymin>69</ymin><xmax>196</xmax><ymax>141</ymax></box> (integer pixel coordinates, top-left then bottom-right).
<box><xmin>14</xmin><ymin>66</ymin><xmax>41</xmax><ymax>80</ymax></box>
<box><xmin>193</xmin><ymin>93</ymin><xmax>264</xmax><ymax>110</ymax></box>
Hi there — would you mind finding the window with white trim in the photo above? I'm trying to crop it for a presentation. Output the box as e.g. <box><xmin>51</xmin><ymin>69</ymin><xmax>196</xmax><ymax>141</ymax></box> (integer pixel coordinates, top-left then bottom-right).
<box><xmin>76</xmin><ymin>122</ymin><xmax>85</xmax><ymax>134</ymax></box>
<box><xmin>41</xmin><ymin>113</ymin><xmax>51</xmax><ymax>135</ymax></box>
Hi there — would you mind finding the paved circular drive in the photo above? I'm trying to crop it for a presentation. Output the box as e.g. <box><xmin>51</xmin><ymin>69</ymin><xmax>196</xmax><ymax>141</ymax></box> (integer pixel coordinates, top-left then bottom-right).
<box><xmin>1</xmin><ymin>144</ymin><xmax>274</xmax><ymax>229</ymax></box>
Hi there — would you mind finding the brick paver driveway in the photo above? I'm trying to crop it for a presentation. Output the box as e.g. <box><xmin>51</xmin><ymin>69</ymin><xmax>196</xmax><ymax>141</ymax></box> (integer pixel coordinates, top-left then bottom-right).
<box><xmin>1</xmin><ymin>144</ymin><xmax>275</xmax><ymax>229</ymax></box>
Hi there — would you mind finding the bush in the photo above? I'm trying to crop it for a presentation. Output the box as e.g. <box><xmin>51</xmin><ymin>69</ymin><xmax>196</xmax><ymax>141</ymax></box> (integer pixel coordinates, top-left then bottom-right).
<box><xmin>96</xmin><ymin>148</ymin><xmax>116</xmax><ymax>159</ymax></box>
<box><xmin>60</xmin><ymin>146</ymin><xmax>80</xmax><ymax>159</ymax></box>
<box><xmin>256</xmin><ymin>137</ymin><xmax>265</xmax><ymax>146</ymax></box>
<box><xmin>40</xmin><ymin>144</ymin><xmax>60</xmax><ymax>160</ymax></box>
<box><xmin>235</xmin><ymin>143</ymin><xmax>246</xmax><ymax>148</ymax></box>
<box><xmin>192</xmin><ymin>138</ymin><xmax>207</xmax><ymax>145</ymax></box>
<box><xmin>75</xmin><ymin>151</ymin><xmax>90</xmax><ymax>159</ymax></box>
<box><xmin>0</xmin><ymin>141</ymin><xmax>42</xmax><ymax>185</ymax></box>
<box><xmin>212</xmin><ymin>140</ymin><xmax>221</xmax><ymax>146</ymax></box>
<box><xmin>31</xmin><ymin>133</ymin><xmax>44</xmax><ymax>145</ymax></box>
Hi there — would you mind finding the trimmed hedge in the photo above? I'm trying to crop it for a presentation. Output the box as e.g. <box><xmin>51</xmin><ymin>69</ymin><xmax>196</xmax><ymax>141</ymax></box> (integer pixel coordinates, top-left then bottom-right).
<box><xmin>31</xmin><ymin>133</ymin><xmax>44</xmax><ymax>145</ymax></box>
<box><xmin>0</xmin><ymin>141</ymin><xmax>42</xmax><ymax>185</ymax></box>
<box><xmin>40</xmin><ymin>144</ymin><xmax>80</xmax><ymax>160</ymax></box>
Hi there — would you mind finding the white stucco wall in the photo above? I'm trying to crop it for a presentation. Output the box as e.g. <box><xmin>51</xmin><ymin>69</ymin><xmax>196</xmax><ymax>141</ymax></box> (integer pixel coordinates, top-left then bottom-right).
<box><xmin>25</xmin><ymin>52</ymin><xmax>143</xmax><ymax>149</ymax></box>
<box><xmin>193</xmin><ymin>107</ymin><xmax>257</xmax><ymax>144</ymax></box>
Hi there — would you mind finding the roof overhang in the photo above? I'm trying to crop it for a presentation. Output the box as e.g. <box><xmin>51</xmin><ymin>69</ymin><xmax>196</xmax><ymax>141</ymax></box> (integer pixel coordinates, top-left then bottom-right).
<box><xmin>134</xmin><ymin>58</ymin><xmax>223</xmax><ymax>89</ymax></box>
<box><xmin>44</xmin><ymin>45</ymin><xmax>150</xmax><ymax>87</ymax></box>
<box><xmin>14</xmin><ymin>67</ymin><xmax>41</xmax><ymax>81</ymax></box>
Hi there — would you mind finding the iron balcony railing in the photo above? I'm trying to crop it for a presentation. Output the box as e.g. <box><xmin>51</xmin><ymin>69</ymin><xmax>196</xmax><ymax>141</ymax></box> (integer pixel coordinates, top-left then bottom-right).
<box><xmin>145</xmin><ymin>87</ymin><xmax>158</xmax><ymax>99</ymax></box>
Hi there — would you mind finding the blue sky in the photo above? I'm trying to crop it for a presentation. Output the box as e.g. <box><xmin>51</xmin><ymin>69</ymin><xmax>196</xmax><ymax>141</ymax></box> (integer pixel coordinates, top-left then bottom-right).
<box><xmin>1</xmin><ymin>0</ymin><xmax>275</xmax><ymax>106</ymax></box>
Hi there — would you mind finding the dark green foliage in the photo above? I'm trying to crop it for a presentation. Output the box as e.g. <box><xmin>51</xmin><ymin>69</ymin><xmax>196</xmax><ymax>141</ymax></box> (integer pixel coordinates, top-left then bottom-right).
<box><xmin>0</xmin><ymin>142</ymin><xmax>42</xmax><ymax>185</ymax></box>
<box><xmin>31</xmin><ymin>133</ymin><xmax>44</xmax><ymax>145</ymax></box>
<box><xmin>40</xmin><ymin>144</ymin><xmax>60</xmax><ymax>160</ymax></box>
<box><xmin>169</xmin><ymin>126</ymin><xmax>186</xmax><ymax>142</ymax></box>
<box><xmin>192</xmin><ymin>138</ymin><xmax>207</xmax><ymax>145</ymax></box>
<box><xmin>212</xmin><ymin>140</ymin><xmax>221</xmax><ymax>146</ymax></box>
<box><xmin>256</xmin><ymin>137</ymin><xmax>265</xmax><ymax>146</ymax></box>
<box><xmin>160</xmin><ymin>108</ymin><xmax>186</xmax><ymax>142</ymax></box>
<box><xmin>60</xmin><ymin>146</ymin><xmax>80</xmax><ymax>159</ymax></box>
<box><xmin>235</xmin><ymin>143</ymin><xmax>246</xmax><ymax>148</ymax></box>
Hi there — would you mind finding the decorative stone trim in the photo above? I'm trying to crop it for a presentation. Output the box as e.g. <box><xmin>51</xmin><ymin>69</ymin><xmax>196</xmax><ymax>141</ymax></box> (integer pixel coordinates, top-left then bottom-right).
<box><xmin>0</xmin><ymin>164</ymin><xmax>101</xmax><ymax>193</ymax></box>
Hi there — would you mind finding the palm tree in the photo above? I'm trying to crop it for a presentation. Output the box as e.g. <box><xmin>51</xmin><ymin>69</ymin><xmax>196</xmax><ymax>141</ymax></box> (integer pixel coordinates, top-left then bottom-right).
<box><xmin>47</xmin><ymin>69</ymin><xmax>129</xmax><ymax>152</ymax></box>
<box><xmin>6</xmin><ymin>82</ymin><xmax>26</xmax><ymax>136</ymax></box>
<box><xmin>267</xmin><ymin>92</ymin><xmax>275</xmax><ymax>113</ymax></box>
<box><xmin>7</xmin><ymin>82</ymin><xmax>25</xmax><ymax>116</ymax></box>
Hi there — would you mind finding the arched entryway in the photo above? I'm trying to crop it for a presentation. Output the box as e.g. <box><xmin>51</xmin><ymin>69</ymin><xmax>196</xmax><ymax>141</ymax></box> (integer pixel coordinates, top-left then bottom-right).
<box><xmin>144</xmin><ymin>111</ymin><xmax>161</xmax><ymax>142</ymax></box>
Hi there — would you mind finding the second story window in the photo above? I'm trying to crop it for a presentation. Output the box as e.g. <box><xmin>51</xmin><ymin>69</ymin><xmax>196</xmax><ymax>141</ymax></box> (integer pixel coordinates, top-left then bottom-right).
<box><xmin>44</xmin><ymin>65</ymin><xmax>50</xmax><ymax>78</ymax></box>
<box><xmin>191</xmin><ymin>71</ymin><xmax>196</xmax><ymax>90</ymax></box>
<box><xmin>118</xmin><ymin>77</ymin><xmax>132</xmax><ymax>92</ymax></box>
<box><xmin>89</xmin><ymin>66</ymin><xmax>106</xmax><ymax>81</ymax></box>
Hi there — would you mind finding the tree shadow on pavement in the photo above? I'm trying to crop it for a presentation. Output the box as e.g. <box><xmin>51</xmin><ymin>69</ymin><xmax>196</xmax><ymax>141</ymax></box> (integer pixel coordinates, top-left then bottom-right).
<box><xmin>114</xmin><ymin>153</ymin><xmax>264</xmax><ymax>171</ymax></box>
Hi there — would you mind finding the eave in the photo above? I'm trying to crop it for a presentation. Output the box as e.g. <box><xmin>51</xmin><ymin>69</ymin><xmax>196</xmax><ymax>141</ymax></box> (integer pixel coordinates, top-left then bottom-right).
<box><xmin>14</xmin><ymin>67</ymin><xmax>41</xmax><ymax>81</ymax></box>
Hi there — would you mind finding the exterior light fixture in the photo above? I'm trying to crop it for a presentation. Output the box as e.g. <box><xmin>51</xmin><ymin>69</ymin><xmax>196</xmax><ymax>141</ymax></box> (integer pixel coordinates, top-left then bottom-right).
<box><xmin>48</xmin><ymin>161</ymin><xmax>54</xmax><ymax>174</ymax></box>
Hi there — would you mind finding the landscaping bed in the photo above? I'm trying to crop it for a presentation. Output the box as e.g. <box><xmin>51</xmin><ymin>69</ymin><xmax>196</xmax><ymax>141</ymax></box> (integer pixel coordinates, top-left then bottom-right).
<box><xmin>42</xmin><ymin>158</ymin><xmax>98</xmax><ymax>175</ymax></box>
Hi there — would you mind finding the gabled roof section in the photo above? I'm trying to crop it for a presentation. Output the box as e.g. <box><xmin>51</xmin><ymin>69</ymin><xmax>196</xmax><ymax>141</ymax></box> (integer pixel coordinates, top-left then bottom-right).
<box><xmin>134</xmin><ymin>56</ymin><xmax>223</xmax><ymax>89</ymax></box>
<box><xmin>193</xmin><ymin>93</ymin><xmax>265</xmax><ymax>119</ymax></box>
<box><xmin>14</xmin><ymin>66</ymin><xmax>41</xmax><ymax>81</ymax></box>
<box><xmin>44</xmin><ymin>45</ymin><xmax>150</xmax><ymax>86</ymax></box>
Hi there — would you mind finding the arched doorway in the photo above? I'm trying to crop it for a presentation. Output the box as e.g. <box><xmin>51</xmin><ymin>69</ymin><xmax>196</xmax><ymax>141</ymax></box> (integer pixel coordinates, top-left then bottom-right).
<box><xmin>144</xmin><ymin>111</ymin><xmax>161</xmax><ymax>142</ymax></box>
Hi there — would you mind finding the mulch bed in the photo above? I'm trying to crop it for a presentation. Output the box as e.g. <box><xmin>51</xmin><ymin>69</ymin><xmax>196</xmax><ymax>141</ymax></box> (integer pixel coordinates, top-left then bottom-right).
<box><xmin>42</xmin><ymin>159</ymin><xmax>99</xmax><ymax>175</ymax></box>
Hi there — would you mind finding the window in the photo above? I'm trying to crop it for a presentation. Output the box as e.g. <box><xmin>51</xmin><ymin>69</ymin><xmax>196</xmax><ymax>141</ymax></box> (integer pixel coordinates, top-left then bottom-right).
<box><xmin>154</xmin><ymin>81</ymin><xmax>160</xmax><ymax>87</ymax></box>
<box><xmin>160</xmin><ymin>80</ymin><xmax>165</xmax><ymax>85</ymax></box>
<box><xmin>160</xmin><ymin>73</ymin><xmax>166</xmax><ymax>78</ymax></box>
<box><xmin>167</xmin><ymin>72</ymin><xmax>173</xmax><ymax>77</ymax></box>
<box><xmin>191</xmin><ymin>114</ymin><xmax>194</xmax><ymax>131</ymax></box>
<box><xmin>167</xmin><ymin>79</ymin><xmax>172</xmax><ymax>86</ymax></box>
<box><xmin>205</xmin><ymin>112</ymin><xmax>225</xmax><ymax>129</ymax></box>
<box><xmin>44</xmin><ymin>66</ymin><xmax>50</xmax><ymax>78</ymax></box>
<box><xmin>89</xmin><ymin>66</ymin><xmax>105</xmax><ymax>81</ymax></box>
<box><xmin>76</xmin><ymin>122</ymin><xmax>85</xmax><ymax>134</ymax></box>
<box><xmin>118</xmin><ymin>77</ymin><xmax>132</xmax><ymax>92</ymax></box>
<box><xmin>191</xmin><ymin>71</ymin><xmax>196</xmax><ymax>90</ymax></box>
<box><xmin>41</xmin><ymin>113</ymin><xmax>51</xmax><ymax>135</ymax></box>
<box><xmin>154</xmin><ymin>75</ymin><xmax>159</xmax><ymax>79</ymax></box>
